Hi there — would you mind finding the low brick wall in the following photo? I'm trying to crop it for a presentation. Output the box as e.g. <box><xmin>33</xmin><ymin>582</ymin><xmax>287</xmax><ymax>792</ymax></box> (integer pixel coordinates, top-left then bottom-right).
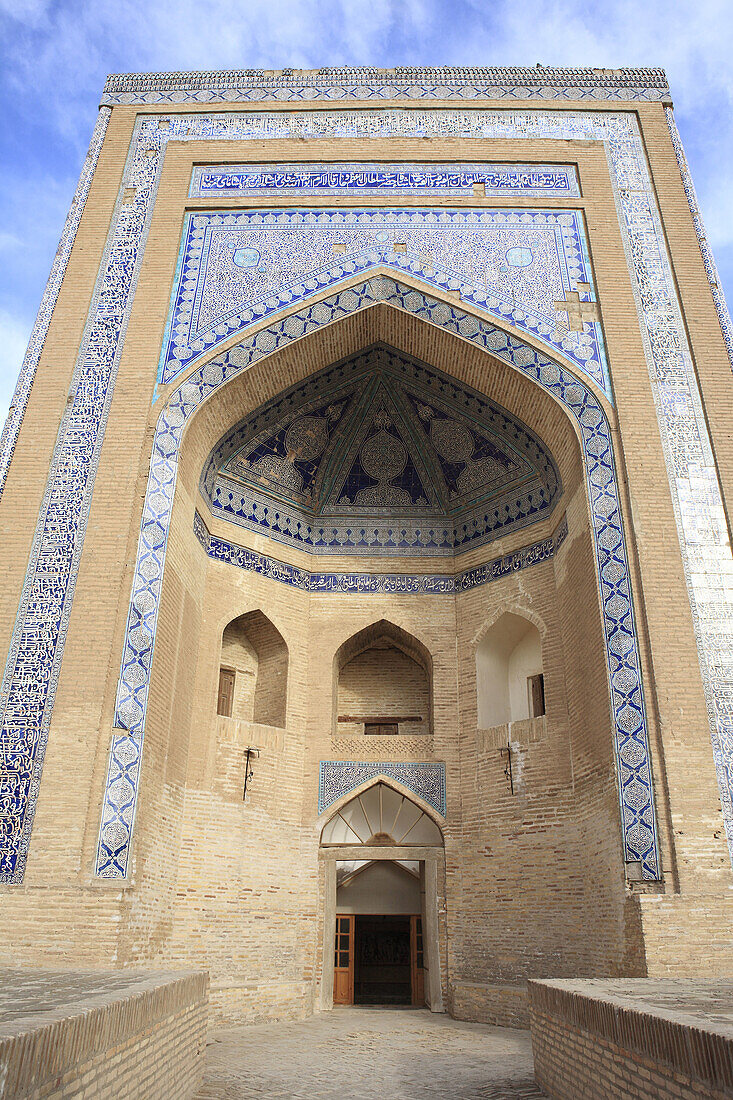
<box><xmin>529</xmin><ymin>978</ymin><xmax>733</xmax><ymax>1100</ymax></box>
<box><xmin>0</xmin><ymin>968</ymin><xmax>208</xmax><ymax>1099</ymax></box>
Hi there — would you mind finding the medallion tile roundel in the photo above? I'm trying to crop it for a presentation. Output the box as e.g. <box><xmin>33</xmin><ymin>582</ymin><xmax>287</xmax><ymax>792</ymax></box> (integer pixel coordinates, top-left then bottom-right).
<box><xmin>201</xmin><ymin>344</ymin><xmax>562</xmax><ymax>557</ymax></box>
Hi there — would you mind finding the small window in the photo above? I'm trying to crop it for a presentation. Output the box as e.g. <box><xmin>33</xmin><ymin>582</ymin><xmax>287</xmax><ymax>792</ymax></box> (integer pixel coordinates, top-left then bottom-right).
<box><xmin>217</xmin><ymin>667</ymin><xmax>235</xmax><ymax>717</ymax></box>
<box><xmin>364</xmin><ymin>721</ymin><xmax>398</xmax><ymax>736</ymax></box>
<box><xmin>528</xmin><ymin>673</ymin><xmax>545</xmax><ymax>718</ymax></box>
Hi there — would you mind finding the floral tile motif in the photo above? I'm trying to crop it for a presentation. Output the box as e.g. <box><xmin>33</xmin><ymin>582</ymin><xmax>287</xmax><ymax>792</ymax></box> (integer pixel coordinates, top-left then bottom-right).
<box><xmin>319</xmin><ymin>761</ymin><xmax>446</xmax><ymax>817</ymax></box>
<box><xmin>159</xmin><ymin>208</ymin><xmax>607</xmax><ymax>394</ymax></box>
<box><xmin>2</xmin><ymin>100</ymin><xmax>730</xmax><ymax>889</ymax></box>
<box><xmin>200</xmin><ymin>344</ymin><xmax>562</xmax><ymax>556</ymax></box>
<box><xmin>190</xmin><ymin>162</ymin><xmax>580</xmax><ymax>198</ymax></box>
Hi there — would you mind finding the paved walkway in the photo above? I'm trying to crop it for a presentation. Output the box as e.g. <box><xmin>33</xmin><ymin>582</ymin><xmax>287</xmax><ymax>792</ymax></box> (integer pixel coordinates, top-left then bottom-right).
<box><xmin>195</xmin><ymin>1007</ymin><xmax>546</xmax><ymax>1099</ymax></box>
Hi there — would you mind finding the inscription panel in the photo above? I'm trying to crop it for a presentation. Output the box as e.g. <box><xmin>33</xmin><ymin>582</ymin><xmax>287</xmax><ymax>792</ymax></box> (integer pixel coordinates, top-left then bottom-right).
<box><xmin>190</xmin><ymin>162</ymin><xmax>581</xmax><ymax>198</ymax></box>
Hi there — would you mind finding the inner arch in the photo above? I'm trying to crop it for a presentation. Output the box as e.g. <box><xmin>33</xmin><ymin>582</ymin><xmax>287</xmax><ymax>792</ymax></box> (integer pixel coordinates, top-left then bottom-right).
<box><xmin>322</xmin><ymin>781</ymin><xmax>444</xmax><ymax>847</ymax></box>
<box><xmin>201</xmin><ymin>343</ymin><xmax>561</xmax><ymax>556</ymax></box>
<box><xmin>99</xmin><ymin>283</ymin><xmax>660</xmax><ymax>885</ymax></box>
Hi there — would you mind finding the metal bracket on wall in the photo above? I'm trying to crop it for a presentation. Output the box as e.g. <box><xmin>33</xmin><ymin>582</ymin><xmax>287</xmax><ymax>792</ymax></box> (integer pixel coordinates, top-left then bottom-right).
<box><xmin>499</xmin><ymin>743</ymin><xmax>514</xmax><ymax>795</ymax></box>
<box><xmin>243</xmin><ymin>746</ymin><xmax>260</xmax><ymax>802</ymax></box>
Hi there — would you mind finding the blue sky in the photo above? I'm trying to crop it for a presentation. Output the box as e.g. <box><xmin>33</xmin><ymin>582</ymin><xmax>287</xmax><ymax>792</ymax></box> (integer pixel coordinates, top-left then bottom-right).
<box><xmin>1</xmin><ymin>0</ymin><xmax>732</xmax><ymax>424</ymax></box>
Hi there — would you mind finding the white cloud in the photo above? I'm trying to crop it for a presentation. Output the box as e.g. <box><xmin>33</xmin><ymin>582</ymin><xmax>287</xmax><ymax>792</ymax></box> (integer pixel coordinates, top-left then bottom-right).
<box><xmin>1</xmin><ymin>0</ymin><xmax>732</xmax><ymax>332</ymax></box>
<box><xmin>0</xmin><ymin>231</ymin><xmax>23</xmax><ymax>253</ymax></box>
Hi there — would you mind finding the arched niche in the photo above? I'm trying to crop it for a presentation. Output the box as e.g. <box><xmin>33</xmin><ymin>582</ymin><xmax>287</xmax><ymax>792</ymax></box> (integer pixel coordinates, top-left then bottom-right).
<box><xmin>476</xmin><ymin>612</ymin><xmax>544</xmax><ymax>728</ymax></box>
<box><xmin>218</xmin><ymin>610</ymin><xmax>288</xmax><ymax>728</ymax></box>
<box><xmin>334</xmin><ymin>621</ymin><xmax>432</xmax><ymax>738</ymax></box>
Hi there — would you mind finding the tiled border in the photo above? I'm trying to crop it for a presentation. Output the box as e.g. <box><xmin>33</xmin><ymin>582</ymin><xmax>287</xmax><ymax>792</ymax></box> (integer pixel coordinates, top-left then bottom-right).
<box><xmin>194</xmin><ymin>509</ymin><xmax>568</xmax><ymax>593</ymax></box>
<box><xmin>3</xmin><ymin>102</ymin><xmax>730</xmax><ymax>886</ymax></box>
<box><xmin>99</xmin><ymin>275</ymin><xmax>659</xmax><ymax>881</ymax></box>
<box><xmin>0</xmin><ymin>107</ymin><xmax>111</xmax><ymax>502</ymax></box>
<box><xmin>318</xmin><ymin>761</ymin><xmax>446</xmax><ymax>817</ymax></box>
<box><xmin>664</xmin><ymin>108</ymin><xmax>733</xmax><ymax>370</ymax></box>
<box><xmin>101</xmin><ymin>65</ymin><xmax>670</xmax><ymax>104</ymax></box>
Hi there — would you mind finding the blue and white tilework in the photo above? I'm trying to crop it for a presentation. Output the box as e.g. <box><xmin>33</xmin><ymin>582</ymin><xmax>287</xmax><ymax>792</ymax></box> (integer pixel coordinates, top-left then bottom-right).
<box><xmin>0</xmin><ymin>108</ymin><xmax>111</xmax><ymax>503</ymax></box>
<box><xmin>194</xmin><ymin>509</ymin><xmax>567</xmax><ymax>594</ymax></box>
<box><xmin>190</xmin><ymin>162</ymin><xmax>580</xmax><ymax>198</ymax></box>
<box><xmin>159</xmin><ymin>208</ymin><xmax>608</xmax><ymax>394</ymax></box>
<box><xmin>201</xmin><ymin>345</ymin><xmax>562</xmax><ymax>556</ymax></box>
<box><xmin>319</xmin><ymin>761</ymin><xmax>446</xmax><ymax>818</ymax></box>
<box><xmin>102</xmin><ymin>65</ymin><xmax>670</xmax><ymax>105</ymax></box>
<box><xmin>101</xmin><ymin>274</ymin><xmax>659</xmax><ymax>881</ymax></box>
<box><xmin>3</xmin><ymin>100</ymin><xmax>730</xmax><ymax>885</ymax></box>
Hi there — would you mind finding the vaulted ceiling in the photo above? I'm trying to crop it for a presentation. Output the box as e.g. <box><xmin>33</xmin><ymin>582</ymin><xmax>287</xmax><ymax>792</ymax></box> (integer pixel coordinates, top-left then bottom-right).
<box><xmin>201</xmin><ymin>344</ymin><xmax>561</xmax><ymax>556</ymax></box>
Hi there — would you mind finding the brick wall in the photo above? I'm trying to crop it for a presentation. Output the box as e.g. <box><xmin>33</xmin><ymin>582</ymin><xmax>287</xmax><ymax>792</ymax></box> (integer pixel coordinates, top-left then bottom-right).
<box><xmin>337</xmin><ymin>643</ymin><xmax>431</xmax><ymax>737</ymax></box>
<box><xmin>0</xmin><ymin>969</ymin><xmax>208</xmax><ymax>1100</ymax></box>
<box><xmin>529</xmin><ymin>979</ymin><xmax>733</xmax><ymax>1100</ymax></box>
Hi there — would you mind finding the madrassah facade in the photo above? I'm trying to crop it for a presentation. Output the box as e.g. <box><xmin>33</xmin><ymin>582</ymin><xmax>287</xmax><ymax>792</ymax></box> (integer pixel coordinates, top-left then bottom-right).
<box><xmin>1</xmin><ymin>65</ymin><xmax>732</xmax><ymax>1026</ymax></box>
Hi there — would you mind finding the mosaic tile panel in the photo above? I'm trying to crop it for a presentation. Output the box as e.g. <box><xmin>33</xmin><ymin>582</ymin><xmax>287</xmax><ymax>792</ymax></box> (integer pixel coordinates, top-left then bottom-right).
<box><xmin>190</xmin><ymin>162</ymin><xmax>580</xmax><ymax>198</ymax></box>
<box><xmin>102</xmin><ymin>65</ymin><xmax>670</xmax><ymax>105</ymax></box>
<box><xmin>4</xmin><ymin>100</ymin><xmax>729</xmax><ymax>886</ymax></box>
<box><xmin>194</xmin><ymin>509</ymin><xmax>567</xmax><ymax>594</ymax></box>
<box><xmin>319</xmin><ymin>761</ymin><xmax>446</xmax><ymax>817</ymax></box>
<box><xmin>159</xmin><ymin>208</ymin><xmax>608</xmax><ymax>394</ymax></box>
<box><xmin>101</xmin><ymin>275</ymin><xmax>659</xmax><ymax>881</ymax></box>
<box><xmin>201</xmin><ymin>344</ymin><xmax>561</xmax><ymax>556</ymax></box>
<box><xmin>0</xmin><ymin>107</ymin><xmax>111</xmax><ymax>502</ymax></box>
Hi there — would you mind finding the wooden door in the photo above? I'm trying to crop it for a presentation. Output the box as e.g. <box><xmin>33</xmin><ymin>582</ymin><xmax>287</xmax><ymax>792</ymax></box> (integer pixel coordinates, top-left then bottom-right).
<box><xmin>410</xmin><ymin>915</ymin><xmax>425</xmax><ymax>1006</ymax></box>
<box><xmin>333</xmin><ymin>914</ymin><xmax>354</xmax><ymax>1005</ymax></box>
<box><xmin>217</xmin><ymin>667</ymin><xmax>235</xmax><ymax>717</ymax></box>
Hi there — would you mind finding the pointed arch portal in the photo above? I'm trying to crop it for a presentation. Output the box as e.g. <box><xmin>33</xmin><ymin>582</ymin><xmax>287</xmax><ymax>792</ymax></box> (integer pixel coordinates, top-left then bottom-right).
<box><xmin>319</xmin><ymin>777</ymin><xmax>445</xmax><ymax>1011</ymax></box>
<box><xmin>1</xmin><ymin>103</ymin><xmax>729</xmax><ymax>896</ymax></box>
<box><xmin>94</xmin><ymin>276</ymin><xmax>660</xmax><ymax>882</ymax></box>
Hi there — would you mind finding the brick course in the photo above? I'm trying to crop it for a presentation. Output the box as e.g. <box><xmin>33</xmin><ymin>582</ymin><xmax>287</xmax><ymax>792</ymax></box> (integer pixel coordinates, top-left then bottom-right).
<box><xmin>529</xmin><ymin>978</ymin><xmax>733</xmax><ymax>1100</ymax></box>
<box><xmin>0</xmin><ymin>969</ymin><xmax>208</xmax><ymax>1099</ymax></box>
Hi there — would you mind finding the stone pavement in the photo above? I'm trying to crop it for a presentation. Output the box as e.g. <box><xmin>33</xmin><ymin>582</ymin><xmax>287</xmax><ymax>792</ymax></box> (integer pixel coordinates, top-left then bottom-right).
<box><xmin>195</xmin><ymin>1007</ymin><xmax>546</xmax><ymax>1099</ymax></box>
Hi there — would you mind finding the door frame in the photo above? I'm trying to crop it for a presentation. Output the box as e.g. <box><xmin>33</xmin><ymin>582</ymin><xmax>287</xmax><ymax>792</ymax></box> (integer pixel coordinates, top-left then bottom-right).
<box><xmin>320</xmin><ymin>845</ymin><xmax>444</xmax><ymax>1012</ymax></box>
<box><xmin>410</xmin><ymin>914</ymin><xmax>425</xmax><ymax>1006</ymax></box>
<box><xmin>333</xmin><ymin>913</ymin><xmax>355</xmax><ymax>1005</ymax></box>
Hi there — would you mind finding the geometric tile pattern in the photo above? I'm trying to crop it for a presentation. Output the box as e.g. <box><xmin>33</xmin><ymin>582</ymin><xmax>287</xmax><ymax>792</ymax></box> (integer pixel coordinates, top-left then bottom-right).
<box><xmin>159</xmin><ymin>208</ymin><xmax>608</xmax><ymax>394</ymax></box>
<box><xmin>190</xmin><ymin>162</ymin><xmax>580</xmax><ymax>198</ymax></box>
<box><xmin>102</xmin><ymin>65</ymin><xmax>671</xmax><ymax>104</ymax></box>
<box><xmin>193</xmin><ymin>509</ymin><xmax>568</xmax><ymax>595</ymax></box>
<box><xmin>101</xmin><ymin>276</ymin><xmax>660</xmax><ymax>880</ymax></box>
<box><xmin>318</xmin><ymin>761</ymin><xmax>446</xmax><ymax>817</ymax></box>
<box><xmin>201</xmin><ymin>344</ymin><xmax>562</xmax><ymax>556</ymax></box>
<box><xmin>3</xmin><ymin>91</ymin><xmax>729</xmax><ymax>884</ymax></box>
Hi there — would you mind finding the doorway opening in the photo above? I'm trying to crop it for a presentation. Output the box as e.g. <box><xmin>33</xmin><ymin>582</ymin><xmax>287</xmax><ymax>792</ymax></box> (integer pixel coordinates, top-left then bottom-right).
<box><xmin>355</xmin><ymin>915</ymin><xmax>413</xmax><ymax>1004</ymax></box>
<box><xmin>321</xmin><ymin>780</ymin><xmax>444</xmax><ymax>1012</ymax></box>
<box><xmin>333</xmin><ymin>858</ymin><xmax>425</xmax><ymax>1006</ymax></box>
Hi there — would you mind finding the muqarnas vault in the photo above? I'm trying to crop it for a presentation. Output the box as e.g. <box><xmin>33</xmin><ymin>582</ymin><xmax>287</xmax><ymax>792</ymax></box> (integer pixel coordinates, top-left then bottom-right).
<box><xmin>0</xmin><ymin>66</ymin><xmax>732</xmax><ymax>1024</ymax></box>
